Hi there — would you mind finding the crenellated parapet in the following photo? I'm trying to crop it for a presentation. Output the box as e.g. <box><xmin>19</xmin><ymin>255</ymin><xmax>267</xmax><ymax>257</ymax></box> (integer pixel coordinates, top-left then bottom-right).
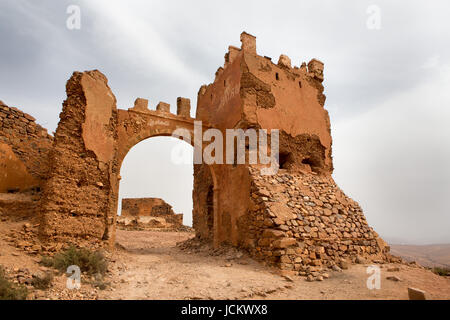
<box><xmin>129</xmin><ymin>96</ymin><xmax>191</xmax><ymax>118</ymax></box>
<box><xmin>197</xmin><ymin>31</ymin><xmax>332</xmax><ymax>173</ymax></box>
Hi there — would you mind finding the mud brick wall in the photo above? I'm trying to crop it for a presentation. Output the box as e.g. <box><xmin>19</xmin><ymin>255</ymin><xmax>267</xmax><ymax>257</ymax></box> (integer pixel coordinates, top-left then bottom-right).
<box><xmin>121</xmin><ymin>198</ymin><xmax>176</xmax><ymax>217</ymax></box>
<box><xmin>119</xmin><ymin>198</ymin><xmax>183</xmax><ymax>229</ymax></box>
<box><xmin>31</xmin><ymin>32</ymin><xmax>390</xmax><ymax>273</ymax></box>
<box><xmin>194</xmin><ymin>32</ymin><xmax>390</xmax><ymax>269</ymax></box>
<box><xmin>194</xmin><ymin>32</ymin><xmax>336</xmax><ymax>247</ymax></box>
<box><xmin>38</xmin><ymin>68</ymin><xmax>199</xmax><ymax>245</ymax></box>
<box><xmin>193</xmin><ymin>164</ymin><xmax>215</xmax><ymax>240</ymax></box>
<box><xmin>39</xmin><ymin>71</ymin><xmax>119</xmax><ymax>242</ymax></box>
<box><xmin>0</xmin><ymin>100</ymin><xmax>53</xmax><ymax>192</ymax></box>
<box><xmin>0</xmin><ymin>193</ymin><xmax>40</xmax><ymax>218</ymax></box>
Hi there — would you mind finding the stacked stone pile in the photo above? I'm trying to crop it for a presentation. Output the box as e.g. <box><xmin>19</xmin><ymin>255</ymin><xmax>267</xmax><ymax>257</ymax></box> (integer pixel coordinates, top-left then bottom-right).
<box><xmin>118</xmin><ymin>198</ymin><xmax>184</xmax><ymax>230</ymax></box>
<box><xmin>239</xmin><ymin>167</ymin><xmax>392</xmax><ymax>278</ymax></box>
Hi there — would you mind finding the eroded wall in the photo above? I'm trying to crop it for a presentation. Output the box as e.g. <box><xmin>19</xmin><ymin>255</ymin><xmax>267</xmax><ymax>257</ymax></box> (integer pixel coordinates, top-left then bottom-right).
<box><xmin>31</xmin><ymin>32</ymin><xmax>389</xmax><ymax>272</ymax></box>
<box><xmin>192</xmin><ymin>32</ymin><xmax>389</xmax><ymax>268</ymax></box>
<box><xmin>118</xmin><ymin>197</ymin><xmax>183</xmax><ymax>229</ymax></box>
<box><xmin>194</xmin><ymin>33</ymin><xmax>334</xmax><ymax>246</ymax></box>
<box><xmin>39</xmin><ymin>70</ymin><xmax>203</xmax><ymax>245</ymax></box>
<box><xmin>237</xmin><ymin>167</ymin><xmax>389</xmax><ymax>271</ymax></box>
<box><xmin>39</xmin><ymin>71</ymin><xmax>118</xmax><ymax>242</ymax></box>
<box><xmin>0</xmin><ymin>101</ymin><xmax>53</xmax><ymax>193</ymax></box>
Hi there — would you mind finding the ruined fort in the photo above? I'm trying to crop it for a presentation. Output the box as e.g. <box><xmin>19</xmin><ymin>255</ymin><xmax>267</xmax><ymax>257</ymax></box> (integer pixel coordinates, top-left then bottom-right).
<box><xmin>0</xmin><ymin>32</ymin><xmax>391</xmax><ymax>273</ymax></box>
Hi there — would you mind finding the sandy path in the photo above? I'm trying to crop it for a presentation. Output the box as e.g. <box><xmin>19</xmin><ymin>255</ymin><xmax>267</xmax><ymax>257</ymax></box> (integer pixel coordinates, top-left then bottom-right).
<box><xmin>98</xmin><ymin>230</ymin><xmax>450</xmax><ymax>300</ymax></box>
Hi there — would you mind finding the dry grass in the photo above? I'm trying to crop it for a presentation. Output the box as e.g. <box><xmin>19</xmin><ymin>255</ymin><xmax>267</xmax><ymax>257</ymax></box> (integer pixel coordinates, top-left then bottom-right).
<box><xmin>432</xmin><ymin>267</ymin><xmax>450</xmax><ymax>277</ymax></box>
<box><xmin>31</xmin><ymin>272</ymin><xmax>53</xmax><ymax>290</ymax></box>
<box><xmin>41</xmin><ymin>246</ymin><xmax>107</xmax><ymax>275</ymax></box>
<box><xmin>0</xmin><ymin>266</ymin><xmax>28</xmax><ymax>300</ymax></box>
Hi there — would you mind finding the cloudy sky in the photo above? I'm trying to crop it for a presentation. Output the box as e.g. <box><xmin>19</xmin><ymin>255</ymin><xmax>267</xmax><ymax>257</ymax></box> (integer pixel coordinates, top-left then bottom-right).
<box><xmin>1</xmin><ymin>0</ymin><xmax>449</xmax><ymax>244</ymax></box>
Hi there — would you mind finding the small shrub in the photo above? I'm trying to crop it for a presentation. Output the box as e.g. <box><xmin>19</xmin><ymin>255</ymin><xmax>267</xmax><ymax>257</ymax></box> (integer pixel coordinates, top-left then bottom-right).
<box><xmin>41</xmin><ymin>246</ymin><xmax>107</xmax><ymax>276</ymax></box>
<box><xmin>432</xmin><ymin>267</ymin><xmax>450</xmax><ymax>277</ymax></box>
<box><xmin>31</xmin><ymin>272</ymin><xmax>53</xmax><ymax>290</ymax></box>
<box><xmin>91</xmin><ymin>278</ymin><xmax>109</xmax><ymax>290</ymax></box>
<box><xmin>0</xmin><ymin>267</ymin><xmax>28</xmax><ymax>300</ymax></box>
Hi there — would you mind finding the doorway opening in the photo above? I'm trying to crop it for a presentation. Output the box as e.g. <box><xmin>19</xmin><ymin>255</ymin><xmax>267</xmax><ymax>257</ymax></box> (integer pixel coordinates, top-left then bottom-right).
<box><xmin>116</xmin><ymin>136</ymin><xmax>195</xmax><ymax>249</ymax></box>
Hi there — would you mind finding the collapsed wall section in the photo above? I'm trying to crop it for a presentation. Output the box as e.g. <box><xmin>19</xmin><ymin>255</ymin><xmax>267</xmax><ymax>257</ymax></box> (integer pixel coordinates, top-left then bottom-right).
<box><xmin>194</xmin><ymin>32</ymin><xmax>336</xmax><ymax>246</ymax></box>
<box><xmin>0</xmin><ymin>100</ymin><xmax>53</xmax><ymax>193</ymax></box>
<box><xmin>39</xmin><ymin>70</ymin><xmax>119</xmax><ymax>243</ymax></box>
<box><xmin>238</xmin><ymin>167</ymin><xmax>390</xmax><ymax>273</ymax></box>
<box><xmin>193</xmin><ymin>32</ymin><xmax>389</xmax><ymax>269</ymax></box>
<box><xmin>196</xmin><ymin>33</ymin><xmax>332</xmax><ymax>174</ymax></box>
<box><xmin>118</xmin><ymin>197</ymin><xmax>183</xmax><ymax>229</ymax></box>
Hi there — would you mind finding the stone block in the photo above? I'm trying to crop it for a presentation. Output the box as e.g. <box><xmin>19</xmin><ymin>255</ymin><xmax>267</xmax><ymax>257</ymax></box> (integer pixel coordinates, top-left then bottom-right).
<box><xmin>176</xmin><ymin>97</ymin><xmax>191</xmax><ymax>118</ymax></box>
<box><xmin>273</xmin><ymin>238</ymin><xmax>296</xmax><ymax>249</ymax></box>
<box><xmin>240</xmin><ymin>31</ymin><xmax>256</xmax><ymax>54</ymax></box>
<box><xmin>156</xmin><ymin>102</ymin><xmax>171</xmax><ymax>113</ymax></box>
<box><xmin>408</xmin><ymin>287</ymin><xmax>426</xmax><ymax>300</ymax></box>
<box><xmin>132</xmin><ymin>98</ymin><xmax>149</xmax><ymax>111</ymax></box>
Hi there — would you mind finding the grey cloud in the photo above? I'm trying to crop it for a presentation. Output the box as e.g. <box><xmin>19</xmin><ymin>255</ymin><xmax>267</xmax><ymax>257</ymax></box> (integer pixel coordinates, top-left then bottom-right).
<box><xmin>1</xmin><ymin>0</ymin><xmax>449</xmax><ymax>241</ymax></box>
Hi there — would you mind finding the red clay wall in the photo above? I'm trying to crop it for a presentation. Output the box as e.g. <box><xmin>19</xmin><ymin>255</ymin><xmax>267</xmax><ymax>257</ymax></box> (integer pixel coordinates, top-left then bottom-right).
<box><xmin>118</xmin><ymin>197</ymin><xmax>183</xmax><ymax>229</ymax></box>
<box><xmin>194</xmin><ymin>33</ymin><xmax>334</xmax><ymax>246</ymax></box>
<box><xmin>193</xmin><ymin>32</ymin><xmax>389</xmax><ymax>269</ymax></box>
<box><xmin>0</xmin><ymin>101</ymin><xmax>53</xmax><ymax>193</ymax></box>
<box><xmin>39</xmin><ymin>71</ymin><xmax>119</xmax><ymax>243</ymax></box>
<box><xmin>33</xmin><ymin>32</ymin><xmax>389</xmax><ymax>273</ymax></box>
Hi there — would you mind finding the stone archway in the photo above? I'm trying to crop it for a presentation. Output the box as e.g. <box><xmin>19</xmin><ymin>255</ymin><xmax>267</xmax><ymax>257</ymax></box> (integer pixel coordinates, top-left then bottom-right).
<box><xmin>39</xmin><ymin>70</ymin><xmax>219</xmax><ymax>247</ymax></box>
<box><xmin>111</xmin><ymin>104</ymin><xmax>220</xmax><ymax>246</ymax></box>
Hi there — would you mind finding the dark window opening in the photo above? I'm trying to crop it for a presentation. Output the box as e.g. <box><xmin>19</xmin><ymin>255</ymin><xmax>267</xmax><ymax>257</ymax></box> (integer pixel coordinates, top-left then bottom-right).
<box><xmin>279</xmin><ymin>152</ymin><xmax>292</xmax><ymax>169</ymax></box>
<box><xmin>275</xmin><ymin>73</ymin><xmax>279</xmax><ymax>80</ymax></box>
<box><xmin>302</xmin><ymin>157</ymin><xmax>314</xmax><ymax>166</ymax></box>
<box><xmin>224</xmin><ymin>80</ymin><xmax>226</xmax><ymax>87</ymax></box>
<box><xmin>302</xmin><ymin>157</ymin><xmax>321</xmax><ymax>173</ymax></box>
<box><xmin>298</xmin><ymin>81</ymin><xmax>302</xmax><ymax>88</ymax></box>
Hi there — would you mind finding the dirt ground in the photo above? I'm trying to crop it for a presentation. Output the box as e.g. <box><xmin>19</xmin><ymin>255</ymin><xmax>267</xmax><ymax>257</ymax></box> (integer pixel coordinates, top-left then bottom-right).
<box><xmin>98</xmin><ymin>230</ymin><xmax>450</xmax><ymax>300</ymax></box>
<box><xmin>0</xmin><ymin>220</ymin><xmax>449</xmax><ymax>300</ymax></box>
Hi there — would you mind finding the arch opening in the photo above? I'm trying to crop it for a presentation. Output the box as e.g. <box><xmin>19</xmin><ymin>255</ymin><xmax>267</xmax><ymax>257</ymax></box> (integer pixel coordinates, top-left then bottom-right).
<box><xmin>112</xmin><ymin>132</ymin><xmax>218</xmax><ymax>248</ymax></box>
<box><xmin>117</xmin><ymin>136</ymin><xmax>194</xmax><ymax>232</ymax></box>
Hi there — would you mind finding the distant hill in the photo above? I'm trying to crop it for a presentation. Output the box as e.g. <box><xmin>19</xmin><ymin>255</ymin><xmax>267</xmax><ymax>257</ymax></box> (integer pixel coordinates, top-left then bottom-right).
<box><xmin>389</xmin><ymin>244</ymin><xmax>450</xmax><ymax>268</ymax></box>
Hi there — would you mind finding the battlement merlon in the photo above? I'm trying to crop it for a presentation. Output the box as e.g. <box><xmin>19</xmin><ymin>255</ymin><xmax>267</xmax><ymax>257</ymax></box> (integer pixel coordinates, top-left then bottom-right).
<box><xmin>239</xmin><ymin>32</ymin><xmax>324</xmax><ymax>82</ymax></box>
<box><xmin>205</xmin><ymin>32</ymin><xmax>326</xmax><ymax>94</ymax></box>
<box><xmin>278</xmin><ymin>54</ymin><xmax>292</xmax><ymax>69</ymax></box>
<box><xmin>196</xmin><ymin>32</ymin><xmax>332</xmax><ymax>173</ymax></box>
<box><xmin>177</xmin><ymin>97</ymin><xmax>191</xmax><ymax>118</ymax></box>
<box><xmin>240</xmin><ymin>31</ymin><xmax>256</xmax><ymax>55</ymax></box>
<box><xmin>225</xmin><ymin>46</ymin><xmax>241</xmax><ymax>66</ymax></box>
